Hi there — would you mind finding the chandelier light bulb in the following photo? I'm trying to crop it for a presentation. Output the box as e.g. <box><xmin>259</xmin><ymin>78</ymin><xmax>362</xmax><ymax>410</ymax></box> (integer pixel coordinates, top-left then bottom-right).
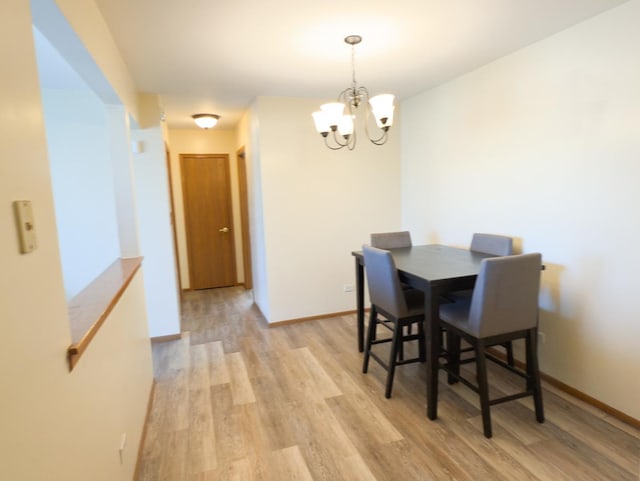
<box><xmin>312</xmin><ymin>111</ymin><xmax>331</xmax><ymax>136</ymax></box>
<box><xmin>337</xmin><ymin>115</ymin><xmax>354</xmax><ymax>137</ymax></box>
<box><xmin>320</xmin><ymin>102</ymin><xmax>346</xmax><ymax>131</ymax></box>
<box><xmin>369</xmin><ymin>94</ymin><xmax>395</xmax><ymax>129</ymax></box>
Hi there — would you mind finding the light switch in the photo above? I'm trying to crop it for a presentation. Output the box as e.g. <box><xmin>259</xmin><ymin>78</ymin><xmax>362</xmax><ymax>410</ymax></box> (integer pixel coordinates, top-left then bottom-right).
<box><xmin>13</xmin><ymin>200</ymin><xmax>37</xmax><ymax>254</ymax></box>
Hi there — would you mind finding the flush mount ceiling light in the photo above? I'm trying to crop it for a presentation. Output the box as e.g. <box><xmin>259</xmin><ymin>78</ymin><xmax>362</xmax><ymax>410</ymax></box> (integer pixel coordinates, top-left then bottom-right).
<box><xmin>192</xmin><ymin>113</ymin><xmax>220</xmax><ymax>129</ymax></box>
<box><xmin>312</xmin><ymin>35</ymin><xmax>395</xmax><ymax>151</ymax></box>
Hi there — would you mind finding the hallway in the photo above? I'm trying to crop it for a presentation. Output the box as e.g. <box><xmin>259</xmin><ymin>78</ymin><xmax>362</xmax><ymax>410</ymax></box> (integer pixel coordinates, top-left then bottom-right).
<box><xmin>135</xmin><ymin>287</ymin><xmax>639</xmax><ymax>481</ymax></box>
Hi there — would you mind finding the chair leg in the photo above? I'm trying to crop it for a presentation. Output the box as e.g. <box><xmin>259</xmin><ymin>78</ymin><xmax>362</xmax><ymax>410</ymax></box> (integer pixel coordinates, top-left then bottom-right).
<box><xmin>370</xmin><ymin>306</ymin><xmax>378</xmax><ymax>341</ymax></box>
<box><xmin>385</xmin><ymin>320</ymin><xmax>401</xmax><ymax>399</ymax></box>
<box><xmin>417</xmin><ymin>320</ymin><xmax>426</xmax><ymax>362</ymax></box>
<box><xmin>526</xmin><ymin>328</ymin><xmax>545</xmax><ymax>423</ymax></box>
<box><xmin>398</xmin><ymin>322</ymin><xmax>405</xmax><ymax>362</ymax></box>
<box><xmin>504</xmin><ymin>341</ymin><xmax>514</xmax><ymax>367</ymax></box>
<box><xmin>475</xmin><ymin>340</ymin><xmax>493</xmax><ymax>438</ymax></box>
<box><xmin>446</xmin><ymin>330</ymin><xmax>461</xmax><ymax>384</ymax></box>
<box><xmin>362</xmin><ymin>308</ymin><xmax>378</xmax><ymax>373</ymax></box>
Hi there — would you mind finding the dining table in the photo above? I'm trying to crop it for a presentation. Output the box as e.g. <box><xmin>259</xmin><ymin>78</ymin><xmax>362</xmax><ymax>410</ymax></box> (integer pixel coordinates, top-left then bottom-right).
<box><xmin>351</xmin><ymin>243</ymin><xmax>495</xmax><ymax>420</ymax></box>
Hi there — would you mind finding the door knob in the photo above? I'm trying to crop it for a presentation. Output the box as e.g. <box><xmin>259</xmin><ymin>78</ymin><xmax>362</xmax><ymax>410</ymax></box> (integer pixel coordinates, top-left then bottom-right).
<box><xmin>219</xmin><ymin>227</ymin><xmax>229</xmax><ymax>233</ymax></box>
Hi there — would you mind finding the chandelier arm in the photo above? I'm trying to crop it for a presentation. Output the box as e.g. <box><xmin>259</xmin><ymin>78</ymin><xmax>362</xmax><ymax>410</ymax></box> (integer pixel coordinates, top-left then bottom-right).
<box><xmin>363</xmin><ymin>100</ymin><xmax>390</xmax><ymax>145</ymax></box>
<box><xmin>369</xmin><ymin>131</ymin><xmax>389</xmax><ymax>145</ymax></box>
<box><xmin>337</xmin><ymin>88</ymin><xmax>350</xmax><ymax>104</ymax></box>
<box><xmin>332</xmin><ymin>130</ymin><xmax>349</xmax><ymax>147</ymax></box>
<box><xmin>348</xmin><ymin>131</ymin><xmax>357</xmax><ymax>150</ymax></box>
<box><xmin>324</xmin><ymin>136</ymin><xmax>346</xmax><ymax>150</ymax></box>
<box><xmin>363</xmin><ymin>122</ymin><xmax>389</xmax><ymax>144</ymax></box>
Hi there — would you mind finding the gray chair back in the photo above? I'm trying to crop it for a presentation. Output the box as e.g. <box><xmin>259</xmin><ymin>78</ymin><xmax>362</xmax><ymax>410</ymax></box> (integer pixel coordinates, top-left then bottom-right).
<box><xmin>469</xmin><ymin>253</ymin><xmax>542</xmax><ymax>337</ymax></box>
<box><xmin>370</xmin><ymin>231</ymin><xmax>412</xmax><ymax>249</ymax></box>
<box><xmin>470</xmin><ymin>233</ymin><xmax>513</xmax><ymax>256</ymax></box>
<box><xmin>362</xmin><ymin>245</ymin><xmax>408</xmax><ymax>318</ymax></box>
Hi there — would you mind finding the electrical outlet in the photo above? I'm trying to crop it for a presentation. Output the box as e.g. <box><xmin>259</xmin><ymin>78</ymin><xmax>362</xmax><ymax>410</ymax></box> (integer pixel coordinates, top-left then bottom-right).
<box><xmin>538</xmin><ymin>331</ymin><xmax>546</xmax><ymax>344</ymax></box>
<box><xmin>343</xmin><ymin>284</ymin><xmax>354</xmax><ymax>292</ymax></box>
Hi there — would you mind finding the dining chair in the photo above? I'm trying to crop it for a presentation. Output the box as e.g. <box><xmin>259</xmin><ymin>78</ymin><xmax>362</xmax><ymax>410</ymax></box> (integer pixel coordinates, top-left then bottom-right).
<box><xmin>369</xmin><ymin>231</ymin><xmax>416</xmax><ymax>348</ymax></box>
<box><xmin>470</xmin><ymin>233</ymin><xmax>513</xmax><ymax>256</ymax></box>
<box><xmin>370</xmin><ymin>230</ymin><xmax>412</xmax><ymax>250</ymax></box>
<box><xmin>451</xmin><ymin>233</ymin><xmax>515</xmax><ymax>366</ymax></box>
<box><xmin>362</xmin><ymin>245</ymin><xmax>425</xmax><ymax>398</ymax></box>
<box><xmin>438</xmin><ymin>252</ymin><xmax>544</xmax><ymax>438</ymax></box>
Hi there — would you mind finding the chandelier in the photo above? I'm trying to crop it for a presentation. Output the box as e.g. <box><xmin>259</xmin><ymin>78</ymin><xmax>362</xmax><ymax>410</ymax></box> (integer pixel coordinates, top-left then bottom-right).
<box><xmin>312</xmin><ymin>35</ymin><xmax>395</xmax><ymax>150</ymax></box>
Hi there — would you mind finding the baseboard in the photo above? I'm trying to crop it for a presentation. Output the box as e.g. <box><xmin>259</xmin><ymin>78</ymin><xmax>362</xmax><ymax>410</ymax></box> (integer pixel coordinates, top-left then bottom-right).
<box><xmin>538</xmin><ymin>371</ymin><xmax>640</xmax><ymax>429</ymax></box>
<box><xmin>486</xmin><ymin>347</ymin><xmax>639</xmax><ymax>429</ymax></box>
<box><xmin>269</xmin><ymin>310</ymin><xmax>358</xmax><ymax>327</ymax></box>
<box><xmin>133</xmin><ymin>380</ymin><xmax>156</xmax><ymax>481</ymax></box>
<box><xmin>150</xmin><ymin>333</ymin><xmax>182</xmax><ymax>343</ymax></box>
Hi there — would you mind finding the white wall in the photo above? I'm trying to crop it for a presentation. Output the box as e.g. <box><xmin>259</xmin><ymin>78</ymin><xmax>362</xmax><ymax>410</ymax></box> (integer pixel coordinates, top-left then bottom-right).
<box><xmin>401</xmin><ymin>0</ymin><xmax>640</xmax><ymax>419</ymax></box>
<box><xmin>167</xmin><ymin>128</ymin><xmax>243</xmax><ymax>289</ymax></box>
<box><xmin>254</xmin><ymin>96</ymin><xmax>402</xmax><ymax>322</ymax></box>
<box><xmin>242</xmin><ymin>104</ymin><xmax>270</xmax><ymax>316</ymax></box>
<box><xmin>132</xmin><ymin>126</ymin><xmax>181</xmax><ymax>337</ymax></box>
<box><xmin>40</xmin><ymin>88</ymin><xmax>121</xmax><ymax>299</ymax></box>
<box><xmin>0</xmin><ymin>1</ymin><xmax>154</xmax><ymax>479</ymax></box>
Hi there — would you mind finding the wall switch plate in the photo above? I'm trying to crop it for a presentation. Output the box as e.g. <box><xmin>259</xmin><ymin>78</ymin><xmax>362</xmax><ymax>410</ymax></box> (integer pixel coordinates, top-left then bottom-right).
<box><xmin>343</xmin><ymin>284</ymin><xmax>354</xmax><ymax>292</ymax></box>
<box><xmin>13</xmin><ymin>200</ymin><xmax>37</xmax><ymax>254</ymax></box>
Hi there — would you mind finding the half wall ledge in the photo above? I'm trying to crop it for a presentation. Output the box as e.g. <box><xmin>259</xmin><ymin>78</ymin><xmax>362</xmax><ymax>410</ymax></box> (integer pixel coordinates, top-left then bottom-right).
<box><xmin>67</xmin><ymin>257</ymin><xmax>143</xmax><ymax>371</ymax></box>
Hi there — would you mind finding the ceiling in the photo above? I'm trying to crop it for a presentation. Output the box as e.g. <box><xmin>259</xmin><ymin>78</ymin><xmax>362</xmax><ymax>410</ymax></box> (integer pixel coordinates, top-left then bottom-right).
<box><xmin>91</xmin><ymin>0</ymin><xmax>628</xmax><ymax>130</ymax></box>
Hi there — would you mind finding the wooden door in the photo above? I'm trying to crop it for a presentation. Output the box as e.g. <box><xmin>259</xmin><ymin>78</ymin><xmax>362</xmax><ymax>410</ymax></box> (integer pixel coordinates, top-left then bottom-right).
<box><xmin>181</xmin><ymin>154</ymin><xmax>237</xmax><ymax>289</ymax></box>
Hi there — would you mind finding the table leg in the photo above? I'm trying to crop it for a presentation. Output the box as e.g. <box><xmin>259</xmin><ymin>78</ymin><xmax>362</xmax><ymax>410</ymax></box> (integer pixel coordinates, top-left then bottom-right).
<box><xmin>426</xmin><ymin>285</ymin><xmax>440</xmax><ymax>420</ymax></box>
<box><xmin>355</xmin><ymin>257</ymin><xmax>365</xmax><ymax>352</ymax></box>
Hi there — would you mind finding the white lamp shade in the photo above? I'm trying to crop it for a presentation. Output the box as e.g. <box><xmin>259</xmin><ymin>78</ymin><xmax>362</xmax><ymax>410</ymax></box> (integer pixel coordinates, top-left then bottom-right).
<box><xmin>374</xmin><ymin>105</ymin><xmax>394</xmax><ymax>128</ymax></box>
<box><xmin>320</xmin><ymin>102</ymin><xmax>345</xmax><ymax>128</ymax></box>
<box><xmin>369</xmin><ymin>94</ymin><xmax>395</xmax><ymax>127</ymax></box>
<box><xmin>312</xmin><ymin>111</ymin><xmax>331</xmax><ymax>134</ymax></box>
<box><xmin>192</xmin><ymin>114</ymin><xmax>220</xmax><ymax>129</ymax></box>
<box><xmin>337</xmin><ymin>115</ymin><xmax>354</xmax><ymax>137</ymax></box>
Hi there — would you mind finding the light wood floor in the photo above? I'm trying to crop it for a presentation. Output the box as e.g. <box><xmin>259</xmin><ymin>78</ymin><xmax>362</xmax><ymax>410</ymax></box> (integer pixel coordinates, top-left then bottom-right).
<box><xmin>136</xmin><ymin>286</ymin><xmax>640</xmax><ymax>481</ymax></box>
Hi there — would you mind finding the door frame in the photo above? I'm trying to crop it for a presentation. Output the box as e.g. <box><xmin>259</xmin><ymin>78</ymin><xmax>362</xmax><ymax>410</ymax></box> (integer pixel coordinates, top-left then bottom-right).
<box><xmin>165</xmin><ymin>144</ymin><xmax>183</xmax><ymax>302</ymax></box>
<box><xmin>237</xmin><ymin>147</ymin><xmax>252</xmax><ymax>289</ymax></box>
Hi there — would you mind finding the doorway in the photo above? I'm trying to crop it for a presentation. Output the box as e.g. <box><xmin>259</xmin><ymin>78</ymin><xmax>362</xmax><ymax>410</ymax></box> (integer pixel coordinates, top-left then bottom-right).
<box><xmin>180</xmin><ymin>153</ymin><xmax>237</xmax><ymax>289</ymax></box>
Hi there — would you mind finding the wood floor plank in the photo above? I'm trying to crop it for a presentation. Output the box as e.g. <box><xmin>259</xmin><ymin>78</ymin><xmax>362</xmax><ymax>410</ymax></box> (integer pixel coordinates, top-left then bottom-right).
<box><xmin>206</xmin><ymin>340</ymin><xmax>230</xmax><ymax>386</ymax></box>
<box><xmin>136</xmin><ymin>287</ymin><xmax>640</xmax><ymax>481</ymax></box>
<box><xmin>185</xmin><ymin>385</ymin><xmax>217</xmax><ymax>475</ymax></box>
<box><xmin>270</xmin><ymin>445</ymin><xmax>315</xmax><ymax>481</ymax></box>
<box><xmin>289</xmin><ymin>346</ymin><xmax>343</xmax><ymax>399</ymax></box>
<box><xmin>338</xmin><ymin>453</ymin><xmax>379</xmax><ymax>481</ymax></box>
<box><xmin>189</xmin><ymin>343</ymin><xmax>210</xmax><ymax>389</ymax></box>
<box><xmin>527</xmin><ymin>436</ymin><xmax>637</xmax><ymax>481</ymax></box>
<box><xmin>210</xmin><ymin>383</ymin><xmax>245</xmax><ymax>464</ymax></box>
<box><xmin>226</xmin><ymin>351</ymin><xmax>256</xmax><ymax>405</ymax></box>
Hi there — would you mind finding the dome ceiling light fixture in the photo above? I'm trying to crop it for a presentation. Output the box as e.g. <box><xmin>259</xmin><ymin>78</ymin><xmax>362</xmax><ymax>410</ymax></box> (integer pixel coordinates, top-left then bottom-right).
<box><xmin>192</xmin><ymin>113</ymin><xmax>220</xmax><ymax>129</ymax></box>
<box><xmin>312</xmin><ymin>35</ymin><xmax>395</xmax><ymax>151</ymax></box>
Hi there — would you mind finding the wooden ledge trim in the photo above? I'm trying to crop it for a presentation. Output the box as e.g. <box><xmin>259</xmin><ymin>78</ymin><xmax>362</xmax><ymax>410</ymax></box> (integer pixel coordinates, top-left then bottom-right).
<box><xmin>67</xmin><ymin>257</ymin><xmax>143</xmax><ymax>371</ymax></box>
